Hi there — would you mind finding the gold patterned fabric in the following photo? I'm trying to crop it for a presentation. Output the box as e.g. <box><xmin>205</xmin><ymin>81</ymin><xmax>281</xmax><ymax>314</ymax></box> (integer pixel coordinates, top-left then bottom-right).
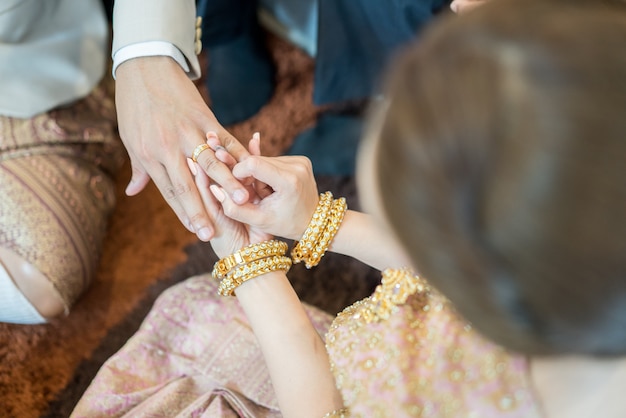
<box><xmin>71</xmin><ymin>276</ymin><xmax>335</xmax><ymax>417</ymax></box>
<box><xmin>73</xmin><ymin>269</ymin><xmax>543</xmax><ymax>417</ymax></box>
<box><xmin>326</xmin><ymin>269</ymin><xmax>541</xmax><ymax>417</ymax></box>
<box><xmin>0</xmin><ymin>80</ymin><xmax>125</xmax><ymax>312</ymax></box>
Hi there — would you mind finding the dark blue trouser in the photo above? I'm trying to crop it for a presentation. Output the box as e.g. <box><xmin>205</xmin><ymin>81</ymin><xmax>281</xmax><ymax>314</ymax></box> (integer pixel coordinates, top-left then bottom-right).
<box><xmin>197</xmin><ymin>0</ymin><xmax>450</xmax><ymax>106</ymax></box>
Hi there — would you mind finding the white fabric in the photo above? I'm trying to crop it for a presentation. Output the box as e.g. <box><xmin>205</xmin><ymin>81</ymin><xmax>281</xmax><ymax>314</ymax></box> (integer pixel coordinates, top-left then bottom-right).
<box><xmin>259</xmin><ymin>0</ymin><xmax>318</xmax><ymax>57</ymax></box>
<box><xmin>112</xmin><ymin>0</ymin><xmax>200</xmax><ymax>79</ymax></box>
<box><xmin>112</xmin><ymin>41</ymin><xmax>190</xmax><ymax>79</ymax></box>
<box><xmin>0</xmin><ymin>0</ymin><xmax>107</xmax><ymax>118</ymax></box>
<box><xmin>0</xmin><ymin>262</ymin><xmax>46</xmax><ymax>325</ymax></box>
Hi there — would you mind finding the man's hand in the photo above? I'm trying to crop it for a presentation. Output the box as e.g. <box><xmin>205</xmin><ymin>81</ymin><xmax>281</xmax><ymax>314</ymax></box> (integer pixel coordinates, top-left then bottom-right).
<box><xmin>115</xmin><ymin>56</ymin><xmax>251</xmax><ymax>241</ymax></box>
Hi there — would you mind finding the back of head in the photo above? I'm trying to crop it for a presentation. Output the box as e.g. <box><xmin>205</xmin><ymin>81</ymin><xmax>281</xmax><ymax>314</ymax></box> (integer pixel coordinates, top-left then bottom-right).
<box><xmin>376</xmin><ymin>0</ymin><xmax>626</xmax><ymax>355</ymax></box>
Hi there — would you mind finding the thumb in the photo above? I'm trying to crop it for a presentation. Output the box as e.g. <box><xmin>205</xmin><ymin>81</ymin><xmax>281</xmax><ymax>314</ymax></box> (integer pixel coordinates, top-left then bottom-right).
<box><xmin>125</xmin><ymin>159</ymin><xmax>151</xmax><ymax>196</ymax></box>
<box><xmin>232</xmin><ymin>156</ymin><xmax>283</xmax><ymax>191</ymax></box>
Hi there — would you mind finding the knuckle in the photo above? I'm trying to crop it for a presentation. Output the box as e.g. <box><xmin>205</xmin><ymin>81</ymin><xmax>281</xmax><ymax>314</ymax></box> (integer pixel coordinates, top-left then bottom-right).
<box><xmin>165</xmin><ymin>182</ymin><xmax>192</xmax><ymax>200</ymax></box>
<box><xmin>201</xmin><ymin>155</ymin><xmax>222</xmax><ymax>174</ymax></box>
<box><xmin>163</xmin><ymin>186</ymin><xmax>177</xmax><ymax>201</ymax></box>
<box><xmin>222</xmin><ymin>203</ymin><xmax>236</xmax><ymax>218</ymax></box>
<box><xmin>290</xmin><ymin>157</ymin><xmax>312</xmax><ymax>177</ymax></box>
<box><xmin>296</xmin><ymin>156</ymin><xmax>312</xmax><ymax>169</ymax></box>
<box><xmin>247</xmin><ymin>156</ymin><xmax>261</xmax><ymax>170</ymax></box>
<box><xmin>221</xmin><ymin>133</ymin><xmax>237</xmax><ymax>147</ymax></box>
<box><xmin>283</xmin><ymin>172</ymin><xmax>300</xmax><ymax>190</ymax></box>
<box><xmin>174</xmin><ymin>182</ymin><xmax>193</xmax><ymax>196</ymax></box>
<box><xmin>189</xmin><ymin>212</ymin><xmax>207</xmax><ymax>226</ymax></box>
<box><xmin>130</xmin><ymin>164</ymin><xmax>145</xmax><ymax>177</ymax></box>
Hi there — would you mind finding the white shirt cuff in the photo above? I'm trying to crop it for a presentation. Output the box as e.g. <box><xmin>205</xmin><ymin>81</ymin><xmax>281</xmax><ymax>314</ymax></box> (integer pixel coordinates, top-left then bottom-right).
<box><xmin>112</xmin><ymin>41</ymin><xmax>190</xmax><ymax>79</ymax></box>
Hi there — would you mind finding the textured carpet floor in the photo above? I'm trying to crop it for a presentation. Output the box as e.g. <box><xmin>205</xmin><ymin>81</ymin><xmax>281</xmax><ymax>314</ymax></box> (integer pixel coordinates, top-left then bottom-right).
<box><xmin>0</xmin><ymin>36</ymin><xmax>378</xmax><ymax>417</ymax></box>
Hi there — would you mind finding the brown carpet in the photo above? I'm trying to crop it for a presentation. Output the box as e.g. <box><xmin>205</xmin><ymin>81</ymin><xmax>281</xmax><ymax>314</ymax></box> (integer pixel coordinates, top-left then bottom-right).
<box><xmin>0</xmin><ymin>36</ymin><xmax>378</xmax><ymax>417</ymax></box>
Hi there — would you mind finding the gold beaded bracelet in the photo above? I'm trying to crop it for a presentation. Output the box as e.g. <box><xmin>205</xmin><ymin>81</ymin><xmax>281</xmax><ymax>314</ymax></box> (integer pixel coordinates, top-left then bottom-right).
<box><xmin>212</xmin><ymin>240</ymin><xmax>289</xmax><ymax>280</ymax></box>
<box><xmin>291</xmin><ymin>191</ymin><xmax>333</xmax><ymax>264</ymax></box>
<box><xmin>322</xmin><ymin>408</ymin><xmax>349</xmax><ymax>418</ymax></box>
<box><xmin>306</xmin><ymin>197</ymin><xmax>347</xmax><ymax>268</ymax></box>
<box><xmin>292</xmin><ymin>192</ymin><xmax>347</xmax><ymax>269</ymax></box>
<box><xmin>218</xmin><ymin>255</ymin><xmax>292</xmax><ymax>296</ymax></box>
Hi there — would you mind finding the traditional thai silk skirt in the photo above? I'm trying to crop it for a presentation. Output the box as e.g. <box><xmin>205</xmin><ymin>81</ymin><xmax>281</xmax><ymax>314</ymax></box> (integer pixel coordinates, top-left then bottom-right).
<box><xmin>0</xmin><ymin>81</ymin><xmax>125</xmax><ymax>313</ymax></box>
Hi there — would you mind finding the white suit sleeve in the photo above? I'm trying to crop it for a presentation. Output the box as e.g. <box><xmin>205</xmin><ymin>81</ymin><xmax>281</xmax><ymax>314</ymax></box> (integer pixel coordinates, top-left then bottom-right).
<box><xmin>111</xmin><ymin>0</ymin><xmax>201</xmax><ymax>79</ymax></box>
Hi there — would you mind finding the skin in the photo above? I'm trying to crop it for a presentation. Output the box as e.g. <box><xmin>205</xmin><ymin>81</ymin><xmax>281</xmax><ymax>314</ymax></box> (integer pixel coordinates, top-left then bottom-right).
<box><xmin>530</xmin><ymin>356</ymin><xmax>626</xmax><ymax>418</ymax></box>
<box><xmin>115</xmin><ymin>56</ymin><xmax>252</xmax><ymax>242</ymax></box>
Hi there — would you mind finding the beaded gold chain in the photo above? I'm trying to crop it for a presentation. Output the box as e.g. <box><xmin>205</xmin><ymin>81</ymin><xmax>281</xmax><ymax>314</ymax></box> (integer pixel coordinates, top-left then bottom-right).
<box><xmin>212</xmin><ymin>240</ymin><xmax>288</xmax><ymax>279</ymax></box>
<box><xmin>212</xmin><ymin>240</ymin><xmax>292</xmax><ymax>296</ymax></box>
<box><xmin>292</xmin><ymin>192</ymin><xmax>347</xmax><ymax>269</ymax></box>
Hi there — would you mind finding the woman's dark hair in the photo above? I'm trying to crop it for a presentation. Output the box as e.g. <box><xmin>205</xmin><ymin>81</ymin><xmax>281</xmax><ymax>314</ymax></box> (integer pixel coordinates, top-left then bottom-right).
<box><xmin>376</xmin><ymin>0</ymin><xmax>626</xmax><ymax>355</ymax></box>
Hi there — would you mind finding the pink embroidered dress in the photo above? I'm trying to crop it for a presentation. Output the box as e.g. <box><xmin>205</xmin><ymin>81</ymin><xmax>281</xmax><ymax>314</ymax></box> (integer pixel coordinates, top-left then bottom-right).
<box><xmin>71</xmin><ymin>269</ymin><xmax>541</xmax><ymax>417</ymax></box>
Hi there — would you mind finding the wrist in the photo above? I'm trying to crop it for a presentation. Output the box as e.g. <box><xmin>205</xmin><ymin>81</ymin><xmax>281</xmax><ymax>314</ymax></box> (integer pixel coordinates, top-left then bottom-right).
<box><xmin>212</xmin><ymin>239</ymin><xmax>292</xmax><ymax>296</ymax></box>
<box><xmin>291</xmin><ymin>192</ymin><xmax>347</xmax><ymax>269</ymax></box>
<box><xmin>234</xmin><ymin>269</ymin><xmax>289</xmax><ymax>297</ymax></box>
<box><xmin>112</xmin><ymin>42</ymin><xmax>190</xmax><ymax>79</ymax></box>
<box><xmin>115</xmin><ymin>55</ymin><xmax>184</xmax><ymax>80</ymax></box>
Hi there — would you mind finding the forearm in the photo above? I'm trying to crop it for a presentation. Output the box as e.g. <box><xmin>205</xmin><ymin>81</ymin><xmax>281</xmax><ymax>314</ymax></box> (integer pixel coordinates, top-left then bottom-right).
<box><xmin>326</xmin><ymin>210</ymin><xmax>412</xmax><ymax>271</ymax></box>
<box><xmin>235</xmin><ymin>272</ymin><xmax>343</xmax><ymax>418</ymax></box>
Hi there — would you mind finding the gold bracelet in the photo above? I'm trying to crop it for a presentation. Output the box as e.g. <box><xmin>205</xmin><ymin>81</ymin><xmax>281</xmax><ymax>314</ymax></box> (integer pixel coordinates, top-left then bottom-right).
<box><xmin>291</xmin><ymin>192</ymin><xmax>333</xmax><ymax>264</ymax></box>
<box><xmin>292</xmin><ymin>193</ymin><xmax>348</xmax><ymax>269</ymax></box>
<box><xmin>305</xmin><ymin>197</ymin><xmax>347</xmax><ymax>268</ymax></box>
<box><xmin>218</xmin><ymin>255</ymin><xmax>292</xmax><ymax>296</ymax></box>
<box><xmin>212</xmin><ymin>240</ymin><xmax>289</xmax><ymax>279</ymax></box>
<box><xmin>322</xmin><ymin>408</ymin><xmax>349</xmax><ymax>418</ymax></box>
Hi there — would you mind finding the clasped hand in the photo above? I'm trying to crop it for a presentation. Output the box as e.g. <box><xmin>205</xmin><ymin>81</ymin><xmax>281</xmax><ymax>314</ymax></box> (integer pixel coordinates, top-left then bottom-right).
<box><xmin>188</xmin><ymin>133</ymin><xmax>320</xmax><ymax>260</ymax></box>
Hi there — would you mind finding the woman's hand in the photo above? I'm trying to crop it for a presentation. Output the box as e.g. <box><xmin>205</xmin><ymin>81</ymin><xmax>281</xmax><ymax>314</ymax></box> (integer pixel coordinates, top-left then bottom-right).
<box><xmin>188</xmin><ymin>151</ymin><xmax>271</xmax><ymax>259</ymax></box>
<box><xmin>210</xmin><ymin>152</ymin><xmax>320</xmax><ymax>241</ymax></box>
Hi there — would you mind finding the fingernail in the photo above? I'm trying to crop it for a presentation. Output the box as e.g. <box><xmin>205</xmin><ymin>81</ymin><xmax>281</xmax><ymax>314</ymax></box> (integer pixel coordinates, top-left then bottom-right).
<box><xmin>186</xmin><ymin>158</ymin><xmax>198</xmax><ymax>176</ymax></box>
<box><xmin>253</xmin><ymin>132</ymin><xmax>260</xmax><ymax>141</ymax></box>
<box><xmin>232</xmin><ymin>189</ymin><xmax>247</xmax><ymax>204</ymax></box>
<box><xmin>210</xmin><ymin>184</ymin><xmax>226</xmax><ymax>202</ymax></box>
<box><xmin>198</xmin><ymin>227</ymin><xmax>213</xmax><ymax>241</ymax></box>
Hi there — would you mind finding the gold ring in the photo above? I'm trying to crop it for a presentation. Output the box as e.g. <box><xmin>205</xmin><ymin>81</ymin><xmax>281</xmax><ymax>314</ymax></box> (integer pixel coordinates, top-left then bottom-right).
<box><xmin>191</xmin><ymin>143</ymin><xmax>211</xmax><ymax>163</ymax></box>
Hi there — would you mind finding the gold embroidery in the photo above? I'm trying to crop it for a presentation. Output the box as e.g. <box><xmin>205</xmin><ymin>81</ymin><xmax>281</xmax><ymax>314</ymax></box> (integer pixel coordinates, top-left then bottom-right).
<box><xmin>0</xmin><ymin>80</ymin><xmax>125</xmax><ymax>310</ymax></box>
<box><xmin>361</xmin><ymin>267</ymin><xmax>423</xmax><ymax>323</ymax></box>
<box><xmin>325</xmin><ymin>268</ymin><xmax>539</xmax><ymax>417</ymax></box>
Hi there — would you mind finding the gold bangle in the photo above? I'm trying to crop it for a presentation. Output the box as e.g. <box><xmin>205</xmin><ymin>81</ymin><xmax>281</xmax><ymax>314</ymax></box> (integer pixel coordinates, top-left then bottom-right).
<box><xmin>212</xmin><ymin>240</ymin><xmax>289</xmax><ymax>279</ymax></box>
<box><xmin>218</xmin><ymin>255</ymin><xmax>292</xmax><ymax>296</ymax></box>
<box><xmin>322</xmin><ymin>408</ymin><xmax>349</xmax><ymax>418</ymax></box>
<box><xmin>291</xmin><ymin>192</ymin><xmax>333</xmax><ymax>264</ymax></box>
<box><xmin>306</xmin><ymin>197</ymin><xmax>347</xmax><ymax>268</ymax></box>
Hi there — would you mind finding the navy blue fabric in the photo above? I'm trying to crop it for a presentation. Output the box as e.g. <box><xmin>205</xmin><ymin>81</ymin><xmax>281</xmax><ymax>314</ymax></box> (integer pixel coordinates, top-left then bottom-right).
<box><xmin>288</xmin><ymin>112</ymin><xmax>363</xmax><ymax>175</ymax></box>
<box><xmin>314</xmin><ymin>0</ymin><xmax>450</xmax><ymax>105</ymax></box>
<box><xmin>198</xmin><ymin>0</ymin><xmax>260</xmax><ymax>46</ymax></box>
<box><xmin>196</xmin><ymin>0</ymin><xmax>450</xmax><ymax>106</ymax></box>
<box><xmin>102</xmin><ymin>0</ymin><xmax>114</xmax><ymax>22</ymax></box>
